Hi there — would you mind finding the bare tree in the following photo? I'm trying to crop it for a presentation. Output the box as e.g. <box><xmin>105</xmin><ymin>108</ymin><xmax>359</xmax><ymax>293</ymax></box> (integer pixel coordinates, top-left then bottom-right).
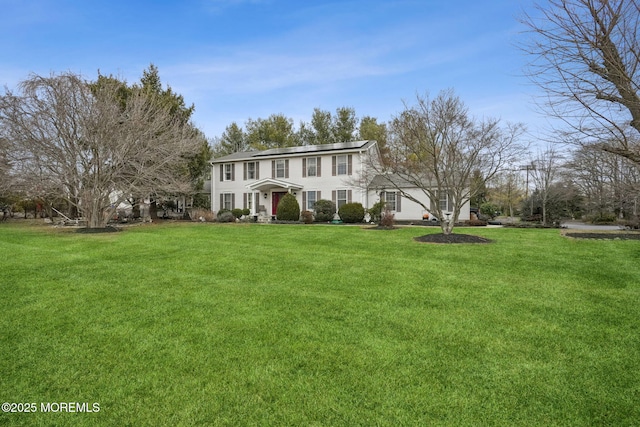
<box><xmin>522</xmin><ymin>0</ymin><xmax>640</xmax><ymax>165</ymax></box>
<box><xmin>529</xmin><ymin>146</ymin><xmax>564</xmax><ymax>225</ymax></box>
<box><xmin>568</xmin><ymin>144</ymin><xmax>640</xmax><ymax>219</ymax></box>
<box><xmin>487</xmin><ymin>171</ymin><xmax>525</xmax><ymax>218</ymax></box>
<box><xmin>369</xmin><ymin>90</ymin><xmax>526</xmax><ymax>234</ymax></box>
<box><xmin>0</xmin><ymin>72</ymin><xmax>204</xmax><ymax>228</ymax></box>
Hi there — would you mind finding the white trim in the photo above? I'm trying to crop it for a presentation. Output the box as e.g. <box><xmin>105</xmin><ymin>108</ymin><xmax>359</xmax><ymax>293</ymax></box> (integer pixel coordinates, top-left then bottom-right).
<box><xmin>246</xmin><ymin>178</ymin><xmax>303</xmax><ymax>192</ymax></box>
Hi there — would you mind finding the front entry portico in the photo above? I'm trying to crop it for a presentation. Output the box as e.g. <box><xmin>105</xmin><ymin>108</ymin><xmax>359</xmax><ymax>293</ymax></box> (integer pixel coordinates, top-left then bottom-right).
<box><xmin>246</xmin><ymin>178</ymin><xmax>303</xmax><ymax>218</ymax></box>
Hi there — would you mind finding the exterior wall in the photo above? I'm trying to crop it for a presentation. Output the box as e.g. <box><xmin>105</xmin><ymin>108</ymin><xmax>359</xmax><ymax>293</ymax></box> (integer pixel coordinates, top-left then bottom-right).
<box><xmin>211</xmin><ymin>151</ymin><xmax>371</xmax><ymax>216</ymax></box>
<box><xmin>367</xmin><ymin>188</ymin><xmax>471</xmax><ymax>221</ymax></box>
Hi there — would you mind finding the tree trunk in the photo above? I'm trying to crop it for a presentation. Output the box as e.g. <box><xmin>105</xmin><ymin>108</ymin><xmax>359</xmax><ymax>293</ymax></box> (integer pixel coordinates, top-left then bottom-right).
<box><xmin>149</xmin><ymin>200</ymin><xmax>158</xmax><ymax>219</ymax></box>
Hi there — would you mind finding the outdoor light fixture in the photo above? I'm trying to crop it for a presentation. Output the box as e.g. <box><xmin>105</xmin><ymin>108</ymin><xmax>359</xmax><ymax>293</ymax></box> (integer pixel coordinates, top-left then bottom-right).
<box><xmin>263</xmin><ymin>193</ymin><xmax>268</xmax><ymax>199</ymax></box>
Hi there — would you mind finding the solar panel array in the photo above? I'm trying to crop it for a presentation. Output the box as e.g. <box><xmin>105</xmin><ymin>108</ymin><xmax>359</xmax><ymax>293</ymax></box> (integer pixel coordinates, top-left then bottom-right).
<box><xmin>251</xmin><ymin>140</ymin><xmax>371</xmax><ymax>157</ymax></box>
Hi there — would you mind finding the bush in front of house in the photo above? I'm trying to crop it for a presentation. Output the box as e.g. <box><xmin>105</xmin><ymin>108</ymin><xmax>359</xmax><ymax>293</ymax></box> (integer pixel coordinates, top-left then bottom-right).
<box><xmin>276</xmin><ymin>193</ymin><xmax>300</xmax><ymax>221</ymax></box>
<box><xmin>217</xmin><ymin>210</ymin><xmax>236</xmax><ymax>223</ymax></box>
<box><xmin>231</xmin><ymin>208</ymin><xmax>244</xmax><ymax>219</ymax></box>
<box><xmin>338</xmin><ymin>202</ymin><xmax>365</xmax><ymax>223</ymax></box>
<box><xmin>367</xmin><ymin>200</ymin><xmax>385</xmax><ymax>223</ymax></box>
<box><xmin>300</xmin><ymin>210</ymin><xmax>314</xmax><ymax>224</ymax></box>
<box><xmin>313</xmin><ymin>199</ymin><xmax>336</xmax><ymax>222</ymax></box>
<box><xmin>191</xmin><ymin>208</ymin><xmax>215</xmax><ymax>222</ymax></box>
<box><xmin>379</xmin><ymin>206</ymin><xmax>395</xmax><ymax>228</ymax></box>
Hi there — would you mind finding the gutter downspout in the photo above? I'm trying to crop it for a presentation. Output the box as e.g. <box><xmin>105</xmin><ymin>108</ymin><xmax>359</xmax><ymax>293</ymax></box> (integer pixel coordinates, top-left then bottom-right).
<box><xmin>210</xmin><ymin>161</ymin><xmax>215</xmax><ymax>213</ymax></box>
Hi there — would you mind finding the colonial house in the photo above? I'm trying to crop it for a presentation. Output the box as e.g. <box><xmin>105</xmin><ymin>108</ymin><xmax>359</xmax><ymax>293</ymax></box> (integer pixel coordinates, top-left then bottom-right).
<box><xmin>209</xmin><ymin>140</ymin><xmax>470</xmax><ymax>222</ymax></box>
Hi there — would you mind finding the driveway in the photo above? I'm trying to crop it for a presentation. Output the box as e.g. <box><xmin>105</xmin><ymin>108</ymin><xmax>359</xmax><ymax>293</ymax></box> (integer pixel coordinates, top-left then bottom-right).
<box><xmin>561</xmin><ymin>220</ymin><xmax>622</xmax><ymax>231</ymax></box>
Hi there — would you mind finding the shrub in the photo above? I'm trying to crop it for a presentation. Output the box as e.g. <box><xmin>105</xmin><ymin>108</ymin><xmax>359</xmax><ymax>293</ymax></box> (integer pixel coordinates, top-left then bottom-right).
<box><xmin>480</xmin><ymin>202</ymin><xmax>499</xmax><ymax>219</ymax></box>
<box><xmin>276</xmin><ymin>193</ymin><xmax>300</xmax><ymax>221</ymax></box>
<box><xmin>313</xmin><ymin>199</ymin><xmax>336</xmax><ymax>222</ymax></box>
<box><xmin>367</xmin><ymin>200</ymin><xmax>385</xmax><ymax>223</ymax></box>
<box><xmin>242</xmin><ymin>208</ymin><xmax>250</xmax><ymax>216</ymax></box>
<box><xmin>217</xmin><ymin>210</ymin><xmax>235</xmax><ymax>223</ymax></box>
<box><xmin>379</xmin><ymin>206</ymin><xmax>395</xmax><ymax>228</ymax></box>
<box><xmin>191</xmin><ymin>208</ymin><xmax>215</xmax><ymax>222</ymax></box>
<box><xmin>300</xmin><ymin>210</ymin><xmax>314</xmax><ymax>224</ymax></box>
<box><xmin>590</xmin><ymin>213</ymin><xmax>617</xmax><ymax>224</ymax></box>
<box><xmin>231</xmin><ymin>208</ymin><xmax>244</xmax><ymax>219</ymax></box>
<box><xmin>338</xmin><ymin>202</ymin><xmax>365</xmax><ymax>223</ymax></box>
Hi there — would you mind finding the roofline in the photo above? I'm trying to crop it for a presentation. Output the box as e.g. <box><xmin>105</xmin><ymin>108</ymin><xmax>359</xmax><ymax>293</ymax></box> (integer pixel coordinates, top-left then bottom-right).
<box><xmin>211</xmin><ymin>140</ymin><xmax>378</xmax><ymax>164</ymax></box>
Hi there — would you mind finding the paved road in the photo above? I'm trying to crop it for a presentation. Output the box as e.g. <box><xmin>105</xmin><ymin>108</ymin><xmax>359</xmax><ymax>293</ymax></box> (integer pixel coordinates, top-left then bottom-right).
<box><xmin>561</xmin><ymin>220</ymin><xmax>623</xmax><ymax>231</ymax></box>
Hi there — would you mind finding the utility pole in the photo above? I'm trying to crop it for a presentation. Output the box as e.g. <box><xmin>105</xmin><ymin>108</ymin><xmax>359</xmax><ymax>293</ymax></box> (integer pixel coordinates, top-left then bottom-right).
<box><xmin>520</xmin><ymin>162</ymin><xmax>536</xmax><ymax>216</ymax></box>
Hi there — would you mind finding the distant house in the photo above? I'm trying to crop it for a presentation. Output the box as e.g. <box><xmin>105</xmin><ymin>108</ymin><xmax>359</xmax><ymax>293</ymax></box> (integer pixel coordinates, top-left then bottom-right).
<box><xmin>208</xmin><ymin>140</ymin><xmax>470</xmax><ymax>221</ymax></box>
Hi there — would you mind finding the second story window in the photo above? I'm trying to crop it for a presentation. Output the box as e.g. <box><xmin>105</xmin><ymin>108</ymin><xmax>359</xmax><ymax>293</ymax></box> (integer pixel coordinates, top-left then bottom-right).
<box><xmin>332</xmin><ymin>154</ymin><xmax>352</xmax><ymax>176</ymax></box>
<box><xmin>336</xmin><ymin>155</ymin><xmax>347</xmax><ymax>175</ymax></box>
<box><xmin>244</xmin><ymin>161</ymin><xmax>258</xmax><ymax>180</ymax></box>
<box><xmin>303</xmin><ymin>157</ymin><xmax>321</xmax><ymax>178</ymax></box>
<box><xmin>276</xmin><ymin>160</ymin><xmax>285</xmax><ymax>178</ymax></box>
<box><xmin>221</xmin><ymin>163</ymin><xmax>234</xmax><ymax>181</ymax></box>
<box><xmin>273</xmin><ymin>159</ymin><xmax>288</xmax><ymax>179</ymax></box>
<box><xmin>307</xmin><ymin>157</ymin><xmax>317</xmax><ymax>177</ymax></box>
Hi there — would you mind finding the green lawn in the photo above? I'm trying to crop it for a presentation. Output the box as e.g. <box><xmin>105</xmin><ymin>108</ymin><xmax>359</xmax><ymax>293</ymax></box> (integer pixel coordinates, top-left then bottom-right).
<box><xmin>0</xmin><ymin>222</ymin><xmax>638</xmax><ymax>426</ymax></box>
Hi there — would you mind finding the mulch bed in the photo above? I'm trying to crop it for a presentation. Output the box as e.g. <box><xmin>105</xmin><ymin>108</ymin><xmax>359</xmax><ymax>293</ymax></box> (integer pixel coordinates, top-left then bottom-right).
<box><xmin>414</xmin><ymin>233</ymin><xmax>492</xmax><ymax>244</ymax></box>
<box><xmin>75</xmin><ymin>226</ymin><xmax>121</xmax><ymax>233</ymax></box>
<box><xmin>564</xmin><ymin>232</ymin><xmax>640</xmax><ymax>240</ymax></box>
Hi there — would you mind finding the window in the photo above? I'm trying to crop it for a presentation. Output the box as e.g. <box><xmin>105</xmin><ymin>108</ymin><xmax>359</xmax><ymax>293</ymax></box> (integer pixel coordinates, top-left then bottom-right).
<box><xmin>222</xmin><ymin>193</ymin><xmax>233</xmax><ymax>210</ymax></box>
<box><xmin>336</xmin><ymin>189</ymin><xmax>347</xmax><ymax>209</ymax></box>
<box><xmin>306</xmin><ymin>157</ymin><xmax>317</xmax><ymax>177</ymax></box>
<box><xmin>244</xmin><ymin>192</ymin><xmax>253</xmax><ymax>211</ymax></box>
<box><xmin>438</xmin><ymin>191</ymin><xmax>453</xmax><ymax>212</ymax></box>
<box><xmin>385</xmin><ymin>191</ymin><xmax>397</xmax><ymax>211</ymax></box>
<box><xmin>274</xmin><ymin>159</ymin><xmax>287</xmax><ymax>179</ymax></box>
<box><xmin>223</xmin><ymin>164</ymin><xmax>232</xmax><ymax>181</ymax></box>
<box><xmin>380</xmin><ymin>191</ymin><xmax>401</xmax><ymax>212</ymax></box>
<box><xmin>245</xmin><ymin>162</ymin><xmax>256</xmax><ymax>180</ymax></box>
<box><xmin>336</xmin><ymin>155</ymin><xmax>347</xmax><ymax>175</ymax></box>
<box><xmin>332</xmin><ymin>155</ymin><xmax>351</xmax><ymax>176</ymax></box>
<box><xmin>305</xmin><ymin>191</ymin><xmax>318</xmax><ymax>210</ymax></box>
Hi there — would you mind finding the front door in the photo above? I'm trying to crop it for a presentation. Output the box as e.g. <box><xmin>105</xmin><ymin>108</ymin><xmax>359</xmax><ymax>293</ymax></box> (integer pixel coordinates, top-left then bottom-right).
<box><xmin>272</xmin><ymin>192</ymin><xmax>287</xmax><ymax>216</ymax></box>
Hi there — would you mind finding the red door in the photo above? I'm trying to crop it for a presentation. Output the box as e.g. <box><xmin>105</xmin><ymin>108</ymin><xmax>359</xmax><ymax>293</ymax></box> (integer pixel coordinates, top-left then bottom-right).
<box><xmin>272</xmin><ymin>192</ymin><xmax>287</xmax><ymax>216</ymax></box>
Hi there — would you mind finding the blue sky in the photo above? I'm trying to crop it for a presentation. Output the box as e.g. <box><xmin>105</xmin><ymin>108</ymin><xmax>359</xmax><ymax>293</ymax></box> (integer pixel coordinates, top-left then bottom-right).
<box><xmin>1</xmin><ymin>0</ymin><xmax>544</xmax><ymax>142</ymax></box>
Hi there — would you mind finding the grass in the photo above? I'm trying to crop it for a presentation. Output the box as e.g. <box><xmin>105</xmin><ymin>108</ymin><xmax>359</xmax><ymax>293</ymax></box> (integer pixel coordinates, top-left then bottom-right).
<box><xmin>0</xmin><ymin>221</ymin><xmax>638</xmax><ymax>426</ymax></box>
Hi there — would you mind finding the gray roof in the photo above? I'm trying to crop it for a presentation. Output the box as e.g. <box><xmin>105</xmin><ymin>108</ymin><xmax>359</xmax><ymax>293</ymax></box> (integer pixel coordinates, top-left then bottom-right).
<box><xmin>369</xmin><ymin>174</ymin><xmax>436</xmax><ymax>189</ymax></box>
<box><xmin>212</xmin><ymin>140</ymin><xmax>376</xmax><ymax>163</ymax></box>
